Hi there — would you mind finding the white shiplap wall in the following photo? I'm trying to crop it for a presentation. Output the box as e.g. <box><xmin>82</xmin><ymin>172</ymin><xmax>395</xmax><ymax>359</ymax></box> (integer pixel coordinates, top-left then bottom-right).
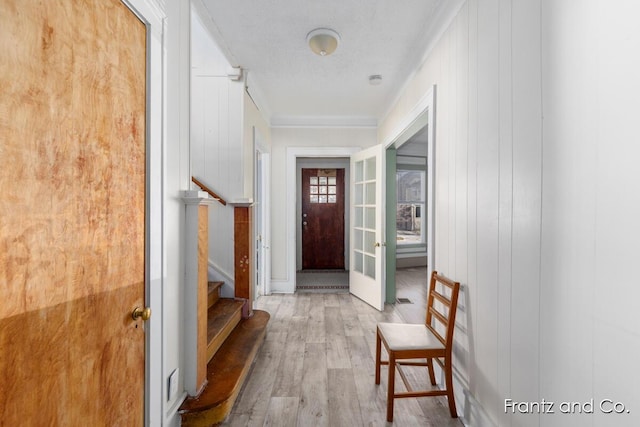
<box><xmin>540</xmin><ymin>1</ymin><xmax>640</xmax><ymax>427</ymax></box>
<box><xmin>191</xmin><ymin>9</ymin><xmax>245</xmax><ymax>286</ymax></box>
<box><xmin>380</xmin><ymin>0</ymin><xmax>640</xmax><ymax>426</ymax></box>
<box><xmin>162</xmin><ymin>0</ymin><xmax>191</xmax><ymax>425</ymax></box>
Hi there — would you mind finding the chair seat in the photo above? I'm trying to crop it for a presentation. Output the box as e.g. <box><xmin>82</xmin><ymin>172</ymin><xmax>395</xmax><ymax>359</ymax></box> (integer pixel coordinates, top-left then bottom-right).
<box><xmin>378</xmin><ymin>323</ymin><xmax>445</xmax><ymax>352</ymax></box>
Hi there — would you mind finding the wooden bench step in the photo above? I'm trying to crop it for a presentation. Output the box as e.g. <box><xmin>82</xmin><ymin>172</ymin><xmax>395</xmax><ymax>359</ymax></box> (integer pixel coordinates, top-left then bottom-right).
<box><xmin>207</xmin><ymin>281</ymin><xmax>224</xmax><ymax>309</ymax></box>
<box><xmin>180</xmin><ymin>310</ymin><xmax>270</xmax><ymax>426</ymax></box>
<box><xmin>207</xmin><ymin>298</ymin><xmax>244</xmax><ymax>363</ymax></box>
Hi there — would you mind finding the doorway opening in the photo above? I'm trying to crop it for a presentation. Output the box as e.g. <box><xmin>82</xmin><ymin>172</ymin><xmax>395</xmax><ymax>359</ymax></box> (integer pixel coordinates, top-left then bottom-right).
<box><xmin>386</xmin><ymin>85</ymin><xmax>436</xmax><ymax>307</ymax></box>
<box><xmin>296</xmin><ymin>158</ymin><xmax>349</xmax><ymax>292</ymax></box>
<box><xmin>395</xmin><ymin>126</ymin><xmax>429</xmax><ymax>268</ymax></box>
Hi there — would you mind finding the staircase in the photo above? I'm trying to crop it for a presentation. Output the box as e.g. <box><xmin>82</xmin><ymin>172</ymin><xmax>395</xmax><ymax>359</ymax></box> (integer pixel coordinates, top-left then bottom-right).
<box><xmin>179</xmin><ymin>281</ymin><xmax>270</xmax><ymax>426</ymax></box>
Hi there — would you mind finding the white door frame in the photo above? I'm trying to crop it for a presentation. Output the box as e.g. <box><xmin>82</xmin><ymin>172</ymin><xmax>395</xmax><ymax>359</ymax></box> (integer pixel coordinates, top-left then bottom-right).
<box><xmin>121</xmin><ymin>0</ymin><xmax>164</xmax><ymax>425</ymax></box>
<box><xmin>384</xmin><ymin>85</ymin><xmax>437</xmax><ymax>279</ymax></box>
<box><xmin>284</xmin><ymin>147</ymin><xmax>360</xmax><ymax>293</ymax></box>
<box><xmin>254</xmin><ymin>128</ymin><xmax>271</xmax><ymax>299</ymax></box>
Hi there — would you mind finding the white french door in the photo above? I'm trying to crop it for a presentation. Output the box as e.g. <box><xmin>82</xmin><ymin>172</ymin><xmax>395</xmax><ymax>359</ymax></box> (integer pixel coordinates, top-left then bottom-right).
<box><xmin>349</xmin><ymin>144</ymin><xmax>385</xmax><ymax>311</ymax></box>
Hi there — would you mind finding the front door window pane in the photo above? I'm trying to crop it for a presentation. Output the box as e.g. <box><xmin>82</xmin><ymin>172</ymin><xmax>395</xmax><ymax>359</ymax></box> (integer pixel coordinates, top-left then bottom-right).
<box><xmin>308</xmin><ymin>171</ymin><xmax>337</xmax><ymax>204</ymax></box>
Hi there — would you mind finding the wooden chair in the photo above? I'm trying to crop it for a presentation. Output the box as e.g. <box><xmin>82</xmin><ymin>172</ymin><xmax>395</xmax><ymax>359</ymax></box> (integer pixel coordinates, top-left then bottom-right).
<box><xmin>375</xmin><ymin>270</ymin><xmax>460</xmax><ymax>422</ymax></box>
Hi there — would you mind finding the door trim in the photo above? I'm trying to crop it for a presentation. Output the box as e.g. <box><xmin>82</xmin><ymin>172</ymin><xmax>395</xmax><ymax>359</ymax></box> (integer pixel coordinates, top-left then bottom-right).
<box><xmin>384</xmin><ymin>85</ymin><xmax>437</xmax><ymax>280</ymax></box>
<box><xmin>253</xmin><ymin>127</ymin><xmax>271</xmax><ymax>299</ymax></box>
<box><xmin>279</xmin><ymin>147</ymin><xmax>360</xmax><ymax>293</ymax></box>
<box><xmin>121</xmin><ymin>1</ymin><xmax>165</xmax><ymax>425</ymax></box>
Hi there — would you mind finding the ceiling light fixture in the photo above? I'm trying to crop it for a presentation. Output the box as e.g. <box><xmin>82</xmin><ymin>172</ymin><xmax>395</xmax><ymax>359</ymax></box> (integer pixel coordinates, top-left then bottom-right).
<box><xmin>306</xmin><ymin>28</ymin><xmax>340</xmax><ymax>56</ymax></box>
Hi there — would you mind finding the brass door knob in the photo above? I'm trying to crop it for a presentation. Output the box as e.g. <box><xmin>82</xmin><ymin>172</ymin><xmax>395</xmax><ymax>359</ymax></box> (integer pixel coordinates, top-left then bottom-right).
<box><xmin>132</xmin><ymin>306</ymin><xmax>152</xmax><ymax>321</ymax></box>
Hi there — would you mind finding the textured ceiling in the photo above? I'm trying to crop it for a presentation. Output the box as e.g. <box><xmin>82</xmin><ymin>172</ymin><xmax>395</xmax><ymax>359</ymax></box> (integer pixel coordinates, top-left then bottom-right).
<box><xmin>199</xmin><ymin>0</ymin><xmax>457</xmax><ymax>126</ymax></box>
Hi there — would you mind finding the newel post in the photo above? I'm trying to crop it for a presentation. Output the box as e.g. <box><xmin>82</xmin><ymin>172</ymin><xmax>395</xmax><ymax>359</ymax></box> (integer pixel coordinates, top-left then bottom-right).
<box><xmin>230</xmin><ymin>201</ymin><xmax>254</xmax><ymax>318</ymax></box>
<box><xmin>182</xmin><ymin>190</ymin><xmax>215</xmax><ymax>396</ymax></box>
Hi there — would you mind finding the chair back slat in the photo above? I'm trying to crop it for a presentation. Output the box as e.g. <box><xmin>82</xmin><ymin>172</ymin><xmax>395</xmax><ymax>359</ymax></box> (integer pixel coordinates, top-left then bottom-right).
<box><xmin>425</xmin><ymin>270</ymin><xmax>460</xmax><ymax>351</ymax></box>
<box><xmin>432</xmin><ymin>289</ymin><xmax>451</xmax><ymax>306</ymax></box>
<box><xmin>429</xmin><ymin>307</ymin><xmax>448</xmax><ymax>327</ymax></box>
<box><xmin>426</xmin><ymin>323</ymin><xmax>446</xmax><ymax>346</ymax></box>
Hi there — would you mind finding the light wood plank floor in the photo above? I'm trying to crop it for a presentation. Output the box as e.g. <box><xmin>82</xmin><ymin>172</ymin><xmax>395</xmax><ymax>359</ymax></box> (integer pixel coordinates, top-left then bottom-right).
<box><xmin>223</xmin><ymin>267</ymin><xmax>463</xmax><ymax>427</ymax></box>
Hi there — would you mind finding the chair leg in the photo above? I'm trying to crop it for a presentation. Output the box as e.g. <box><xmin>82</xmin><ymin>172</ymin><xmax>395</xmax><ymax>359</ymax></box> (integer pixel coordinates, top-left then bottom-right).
<box><xmin>375</xmin><ymin>330</ymin><xmax>381</xmax><ymax>385</ymax></box>
<box><xmin>426</xmin><ymin>357</ymin><xmax>436</xmax><ymax>385</ymax></box>
<box><xmin>386</xmin><ymin>352</ymin><xmax>396</xmax><ymax>422</ymax></box>
<box><xmin>444</xmin><ymin>360</ymin><xmax>458</xmax><ymax>418</ymax></box>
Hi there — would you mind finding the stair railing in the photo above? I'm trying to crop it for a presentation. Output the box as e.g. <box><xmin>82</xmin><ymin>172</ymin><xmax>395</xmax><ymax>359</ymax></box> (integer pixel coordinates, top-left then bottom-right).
<box><xmin>191</xmin><ymin>176</ymin><xmax>227</xmax><ymax>206</ymax></box>
<box><xmin>190</xmin><ymin>176</ymin><xmax>253</xmax><ymax>318</ymax></box>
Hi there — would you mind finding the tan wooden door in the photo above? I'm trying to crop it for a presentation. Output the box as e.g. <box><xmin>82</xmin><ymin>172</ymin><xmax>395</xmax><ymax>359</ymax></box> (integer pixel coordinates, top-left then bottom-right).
<box><xmin>0</xmin><ymin>1</ymin><xmax>147</xmax><ymax>425</ymax></box>
<box><xmin>301</xmin><ymin>168</ymin><xmax>345</xmax><ymax>269</ymax></box>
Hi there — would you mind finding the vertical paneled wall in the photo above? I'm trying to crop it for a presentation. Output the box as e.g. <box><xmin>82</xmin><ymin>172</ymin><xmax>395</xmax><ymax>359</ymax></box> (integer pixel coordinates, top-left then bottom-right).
<box><xmin>191</xmin><ymin>10</ymin><xmax>244</xmax><ymax>283</ymax></box>
<box><xmin>191</xmin><ymin>74</ymin><xmax>242</xmax><ymax>280</ymax></box>
<box><xmin>163</xmin><ymin>0</ymin><xmax>192</xmax><ymax>424</ymax></box>
<box><xmin>381</xmin><ymin>1</ymin><xmax>545</xmax><ymax>424</ymax></box>
<box><xmin>381</xmin><ymin>1</ymin><xmax>639</xmax><ymax>426</ymax></box>
<box><xmin>540</xmin><ymin>1</ymin><xmax>640</xmax><ymax>427</ymax></box>
<box><xmin>539</xmin><ymin>1</ymin><xmax>598</xmax><ymax>424</ymax></box>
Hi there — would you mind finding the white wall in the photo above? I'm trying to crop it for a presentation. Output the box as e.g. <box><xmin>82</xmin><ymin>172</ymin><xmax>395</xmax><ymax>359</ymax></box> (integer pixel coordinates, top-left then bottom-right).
<box><xmin>162</xmin><ymin>0</ymin><xmax>192</xmax><ymax>425</ymax></box>
<box><xmin>190</xmin><ymin>8</ymin><xmax>244</xmax><ymax>292</ymax></box>
<box><xmin>540</xmin><ymin>2</ymin><xmax>640</xmax><ymax>427</ymax></box>
<box><xmin>270</xmin><ymin>128</ymin><xmax>376</xmax><ymax>290</ymax></box>
<box><xmin>380</xmin><ymin>1</ymin><xmax>640</xmax><ymax>426</ymax></box>
<box><xmin>244</xmin><ymin>92</ymin><xmax>272</xmax><ymax>198</ymax></box>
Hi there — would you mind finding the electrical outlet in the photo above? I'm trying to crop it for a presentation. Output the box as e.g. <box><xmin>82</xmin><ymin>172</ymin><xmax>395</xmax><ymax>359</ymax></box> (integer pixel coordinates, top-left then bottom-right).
<box><xmin>168</xmin><ymin>369</ymin><xmax>179</xmax><ymax>402</ymax></box>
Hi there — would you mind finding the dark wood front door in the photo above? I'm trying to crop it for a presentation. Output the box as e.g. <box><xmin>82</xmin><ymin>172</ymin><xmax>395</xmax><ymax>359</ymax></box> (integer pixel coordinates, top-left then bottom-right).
<box><xmin>301</xmin><ymin>168</ymin><xmax>345</xmax><ymax>269</ymax></box>
<box><xmin>0</xmin><ymin>0</ymin><xmax>147</xmax><ymax>424</ymax></box>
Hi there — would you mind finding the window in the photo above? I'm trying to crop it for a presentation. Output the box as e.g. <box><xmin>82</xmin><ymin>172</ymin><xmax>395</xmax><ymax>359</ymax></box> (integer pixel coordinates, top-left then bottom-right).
<box><xmin>309</xmin><ymin>174</ymin><xmax>337</xmax><ymax>203</ymax></box>
<box><xmin>396</xmin><ymin>169</ymin><xmax>425</xmax><ymax>244</ymax></box>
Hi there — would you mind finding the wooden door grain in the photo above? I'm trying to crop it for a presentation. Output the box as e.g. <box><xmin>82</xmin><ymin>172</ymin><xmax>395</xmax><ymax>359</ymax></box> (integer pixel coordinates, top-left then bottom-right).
<box><xmin>301</xmin><ymin>169</ymin><xmax>345</xmax><ymax>269</ymax></box>
<box><xmin>0</xmin><ymin>0</ymin><xmax>147</xmax><ymax>424</ymax></box>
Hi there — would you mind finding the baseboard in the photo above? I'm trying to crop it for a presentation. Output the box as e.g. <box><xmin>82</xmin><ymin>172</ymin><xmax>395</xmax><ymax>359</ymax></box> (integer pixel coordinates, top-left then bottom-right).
<box><xmin>164</xmin><ymin>391</ymin><xmax>188</xmax><ymax>427</ymax></box>
<box><xmin>269</xmin><ymin>278</ymin><xmax>294</xmax><ymax>294</ymax></box>
<box><xmin>458</xmin><ymin>387</ymin><xmax>497</xmax><ymax>427</ymax></box>
<box><xmin>432</xmin><ymin>364</ymin><xmax>496</xmax><ymax>427</ymax></box>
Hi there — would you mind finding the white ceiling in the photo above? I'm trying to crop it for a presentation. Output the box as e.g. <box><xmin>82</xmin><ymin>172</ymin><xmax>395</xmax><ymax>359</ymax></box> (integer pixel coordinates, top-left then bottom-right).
<box><xmin>198</xmin><ymin>0</ymin><xmax>461</xmax><ymax>127</ymax></box>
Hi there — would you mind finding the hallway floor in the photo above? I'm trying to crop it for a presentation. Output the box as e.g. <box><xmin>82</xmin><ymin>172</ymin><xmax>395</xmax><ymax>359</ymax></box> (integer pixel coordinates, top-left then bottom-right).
<box><xmin>222</xmin><ymin>268</ymin><xmax>463</xmax><ymax>426</ymax></box>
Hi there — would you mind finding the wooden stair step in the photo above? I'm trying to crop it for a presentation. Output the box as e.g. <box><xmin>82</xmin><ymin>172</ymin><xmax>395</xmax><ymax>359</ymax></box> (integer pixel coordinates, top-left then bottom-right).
<box><xmin>207</xmin><ymin>298</ymin><xmax>244</xmax><ymax>363</ymax></box>
<box><xmin>207</xmin><ymin>281</ymin><xmax>224</xmax><ymax>308</ymax></box>
<box><xmin>180</xmin><ymin>310</ymin><xmax>270</xmax><ymax>426</ymax></box>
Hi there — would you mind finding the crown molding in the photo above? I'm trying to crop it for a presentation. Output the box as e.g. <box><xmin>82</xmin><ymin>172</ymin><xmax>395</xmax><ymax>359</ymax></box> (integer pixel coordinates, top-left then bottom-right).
<box><xmin>380</xmin><ymin>0</ymin><xmax>466</xmax><ymax>124</ymax></box>
<box><xmin>270</xmin><ymin>115</ymin><xmax>377</xmax><ymax>129</ymax></box>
